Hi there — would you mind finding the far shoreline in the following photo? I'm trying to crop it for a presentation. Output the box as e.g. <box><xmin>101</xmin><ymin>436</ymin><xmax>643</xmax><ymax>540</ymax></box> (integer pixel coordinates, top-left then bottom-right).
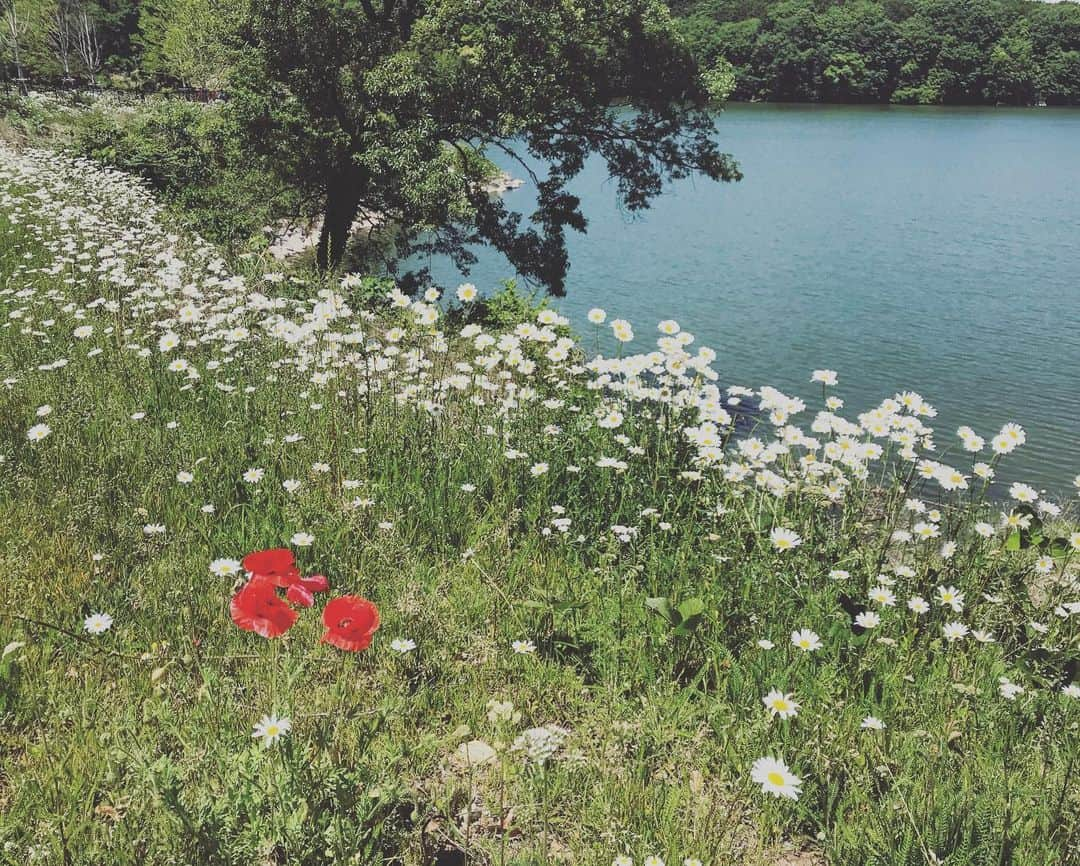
<box><xmin>721</xmin><ymin>100</ymin><xmax>1080</xmax><ymax>111</ymax></box>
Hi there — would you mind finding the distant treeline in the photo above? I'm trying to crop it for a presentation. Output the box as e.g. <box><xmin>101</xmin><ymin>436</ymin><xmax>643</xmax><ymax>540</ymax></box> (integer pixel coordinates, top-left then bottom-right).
<box><xmin>0</xmin><ymin>0</ymin><xmax>236</xmax><ymax>91</ymax></box>
<box><xmin>5</xmin><ymin>0</ymin><xmax>1078</xmax><ymax>106</ymax></box>
<box><xmin>672</xmin><ymin>0</ymin><xmax>1080</xmax><ymax>105</ymax></box>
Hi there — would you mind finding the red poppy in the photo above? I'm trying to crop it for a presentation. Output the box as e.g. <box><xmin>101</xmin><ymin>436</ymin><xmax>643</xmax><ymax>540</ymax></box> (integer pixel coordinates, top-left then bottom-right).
<box><xmin>230</xmin><ymin>575</ymin><xmax>299</xmax><ymax>638</ymax></box>
<box><xmin>242</xmin><ymin>548</ymin><xmax>301</xmax><ymax>587</ymax></box>
<box><xmin>285</xmin><ymin>573</ymin><xmax>330</xmax><ymax>608</ymax></box>
<box><xmin>241</xmin><ymin>549</ymin><xmax>329</xmax><ymax>608</ymax></box>
<box><xmin>321</xmin><ymin>595</ymin><xmax>380</xmax><ymax>652</ymax></box>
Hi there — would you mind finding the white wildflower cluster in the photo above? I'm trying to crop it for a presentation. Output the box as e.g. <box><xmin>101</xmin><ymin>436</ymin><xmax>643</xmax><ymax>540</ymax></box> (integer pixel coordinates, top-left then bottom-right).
<box><xmin>2</xmin><ymin>145</ymin><xmax>1049</xmax><ymax>518</ymax></box>
<box><xmin>511</xmin><ymin>724</ymin><xmax>569</xmax><ymax>765</ymax></box>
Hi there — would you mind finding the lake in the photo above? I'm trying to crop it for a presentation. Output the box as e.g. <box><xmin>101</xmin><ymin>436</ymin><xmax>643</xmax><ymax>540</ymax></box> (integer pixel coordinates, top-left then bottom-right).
<box><xmin>415</xmin><ymin>104</ymin><xmax>1080</xmax><ymax>497</ymax></box>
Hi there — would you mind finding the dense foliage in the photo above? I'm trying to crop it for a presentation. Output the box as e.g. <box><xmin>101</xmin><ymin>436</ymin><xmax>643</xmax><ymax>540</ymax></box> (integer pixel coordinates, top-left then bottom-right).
<box><xmin>0</xmin><ymin>0</ymin><xmax>141</xmax><ymax>85</ymax></box>
<box><xmin>0</xmin><ymin>90</ymin><xmax>292</xmax><ymax>253</ymax></box>
<box><xmin>68</xmin><ymin>95</ymin><xmax>291</xmax><ymax>249</ymax></box>
<box><xmin>230</xmin><ymin>0</ymin><xmax>740</xmax><ymax>287</ymax></box>
<box><xmin>674</xmin><ymin>0</ymin><xmax>1080</xmax><ymax>104</ymax></box>
<box><xmin>6</xmin><ymin>0</ymin><xmax>1080</xmax><ymax>107</ymax></box>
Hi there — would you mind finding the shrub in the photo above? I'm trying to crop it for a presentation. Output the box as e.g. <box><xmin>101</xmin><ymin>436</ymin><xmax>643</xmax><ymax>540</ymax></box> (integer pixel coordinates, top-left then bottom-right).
<box><xmin>68</xmin><ymin>97</ymin><xmax>295</xmax><ymax>251</ymax></box>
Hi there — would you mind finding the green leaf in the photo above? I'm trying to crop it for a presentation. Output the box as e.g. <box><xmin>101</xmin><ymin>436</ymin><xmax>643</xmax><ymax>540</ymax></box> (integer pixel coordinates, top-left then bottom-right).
<box><xmin>676</xmin><ymin>598</ymin><xmax>706</xmax><ymax>634</ymax></box>
<box><xmin>677</xmin><ymin>598</ymin><xmax>705</xmax><ymax>620</ymax></box>
<box><xmin>645</xmin><ymin>597</ymin><xmax>677</xmax><ymax>625</ymax></box>
<box><xmin>1044</xmin><ymin>538</ymin><xmax>1072</xmax><ymax>558</ymax></box>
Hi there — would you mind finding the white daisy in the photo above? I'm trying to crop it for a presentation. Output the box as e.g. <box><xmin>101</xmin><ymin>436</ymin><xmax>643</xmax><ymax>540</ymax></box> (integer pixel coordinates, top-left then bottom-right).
<box><xmin>750</xmin><ymin>756</ymin><xmax>802</xmax><ymax>800</ymax></box>
<box><xmin>251</xmin><ymin>714</ymin><xmax>291</xmax><ymax>748</ymax></box>
<box><xmin>83</xmin><ymin>612</ymin><xmax>113</xmax><ymax>635</ymax></box>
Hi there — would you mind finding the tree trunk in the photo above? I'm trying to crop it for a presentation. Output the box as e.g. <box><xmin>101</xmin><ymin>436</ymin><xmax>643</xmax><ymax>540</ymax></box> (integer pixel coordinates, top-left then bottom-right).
<box><xmin>315</xmin><ymin>162</ymin><xmax>365</xmax><ymax>273</ymax></box>
<box><xmin>12</xmin><ymin>41</ymin><xmax>23</xmax><ymax>89</ymax></box>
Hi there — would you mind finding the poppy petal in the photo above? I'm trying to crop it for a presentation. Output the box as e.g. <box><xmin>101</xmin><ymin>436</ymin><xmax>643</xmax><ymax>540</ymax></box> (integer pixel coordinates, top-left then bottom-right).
<box><xmin>321</xmin><ymin>630</ymin><xmax>374</xmax><ymax>652</ymax></box>
<box><xmin>230</xmin><ymin>576</ymin><xmax>298</xmax><ymax>638</ymax></box>
<box><xmin>320</xmin><ymin>595</ymin><xmax>379</xmax><ymax>652</ymax></box>
<box><xmin>286</xmin><ymin>582</ymin><xmax>315</xmax><ymax>608</ymax></box>
<box><xmin>242</xmin><ymin>548</ymin><xmax>300</xmax><ymax>586</ymax></box>
<box><xmin>302</xmin><ymin>574</ymin><xmax>330</xmax><ymax>593</ymax></box>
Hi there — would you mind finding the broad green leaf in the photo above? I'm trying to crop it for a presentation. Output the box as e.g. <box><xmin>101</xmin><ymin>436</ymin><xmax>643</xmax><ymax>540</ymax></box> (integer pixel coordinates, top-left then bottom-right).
<box><xmin>645</xmin><ymin>597</ymin><xmax>677</xmax><ymax>625</ymax></box>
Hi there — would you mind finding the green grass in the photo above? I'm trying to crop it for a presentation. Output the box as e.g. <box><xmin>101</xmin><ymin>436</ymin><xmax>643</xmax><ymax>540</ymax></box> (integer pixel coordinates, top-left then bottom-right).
<box><xmin>0</xmin><ymin>144</ymin><xmax>1078</xmax><ymax>866</ymax></box>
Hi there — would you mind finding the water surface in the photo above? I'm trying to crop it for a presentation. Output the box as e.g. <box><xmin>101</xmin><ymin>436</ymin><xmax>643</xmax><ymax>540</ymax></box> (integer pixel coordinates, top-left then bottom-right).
<box><xmin>415</xmin><ymin>105</ymin><xmax>1080</xmax><ymax>495</ymax></box>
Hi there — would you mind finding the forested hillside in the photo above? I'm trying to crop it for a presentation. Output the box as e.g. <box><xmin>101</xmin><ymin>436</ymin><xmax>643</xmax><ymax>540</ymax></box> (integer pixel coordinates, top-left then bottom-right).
<box><xmin>3</xmin><ymin>0</ymin><xmax>1079</xmax><ymax>105</ymax></box>
<box><xmin>673</xmin><ymin>0</ymin><xmax>1080</xmax><ymax>104</ymax></box>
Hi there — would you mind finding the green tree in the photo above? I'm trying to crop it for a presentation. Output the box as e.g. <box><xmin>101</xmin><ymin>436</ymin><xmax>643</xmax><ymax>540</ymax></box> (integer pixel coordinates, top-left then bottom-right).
<box><xmin>678</xmin><ymin>14</ymin><xmax>762</xmax><ymax>98</ymax></box>
<box><xmin>986</xmin><ymin>23</ymin><xmax>1035</xmax><ymax>105</ymax></box>
<box><xmin>134</xmin><ymin>0</ymin><xmax>176</xmax><ymax>78</ymax></box>
<box><xmin>749</xmin><ymin>0</ymin><xmax>822</xmax><ymax>100</ymax></box>
<box><xmin>1</xmin><ymin>0</ymin><xmax>55</xmax><ymax>88</ymax></box>
<box><xmin>675</xmin><ymin>0</ymin><xmax>769</xmax><ymax>24</ymax></box>
<box><xmin>1037</xmin><ymin>47</ymin><xmax>1080</xmax><ymax>105</ymax></box>
<box><xmin>1028</xmin><ymin>1</ymin><xmax>1080</xmax><ymax>105</ymax></box>
<box><xmin>231</xmin><ymin>0</ymin><xmax>741</xmax><ymax>289</ymax></box>
<box><xmin>702</xmin><ymin>55</ymin><xmax>737</xmax><ymax>102</ymax></box>
<box><xmin>816</xmin><ymin>1</ymin><xmax>900</xmax><ymax>102</ymax></box>
<box><xmin>888</xmin><ymin>0</ymin><xmax>1010</xmax><ymax>103</ymax></box>
<box><xmin>90</xmin><ymin>0</ymin><xmax>139</xmax><ymax>71</ymax></box>
<box><xmin>138</xmin><ymin>0</ymin><xmax>241</xmax><ymax>88</ymax></box>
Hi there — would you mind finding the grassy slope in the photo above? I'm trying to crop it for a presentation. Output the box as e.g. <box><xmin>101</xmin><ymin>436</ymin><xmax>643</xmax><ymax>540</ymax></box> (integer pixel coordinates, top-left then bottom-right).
<box><xmin>0</xmin><ymin>146</ymin><xmax>1078</xmax><ymax>866</ymax></box>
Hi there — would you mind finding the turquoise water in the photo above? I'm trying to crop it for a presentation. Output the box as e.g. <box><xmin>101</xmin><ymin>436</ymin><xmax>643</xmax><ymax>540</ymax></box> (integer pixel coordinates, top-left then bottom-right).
<box><xmin>417</xmin><ymin>105</ymin><xmax>1080</xmax><ymax>496</ymax></box>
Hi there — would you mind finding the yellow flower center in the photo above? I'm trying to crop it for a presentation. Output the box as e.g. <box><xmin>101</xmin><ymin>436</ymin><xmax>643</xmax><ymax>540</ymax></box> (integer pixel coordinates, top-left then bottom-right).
<box><xmin>767</xmin><ymin>771</ymin><xmax>785</xmax><ymax>786</ymax></box>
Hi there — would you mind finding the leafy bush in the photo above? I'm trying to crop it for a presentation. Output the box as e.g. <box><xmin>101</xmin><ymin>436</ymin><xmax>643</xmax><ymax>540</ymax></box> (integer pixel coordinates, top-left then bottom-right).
<box><xmin>469</xmin><ymin>279</ymin><xmax>550</xmax><ymax>329</ymax></box>
<box><xmin>69</xmin><ymin>97</ymin><xmax>294</xmax><ymax>251</ymax></box>
<box><xmin>0</xmin><ymin>91</ymin><xmax>75</xmax><ymax>143</ymax></box>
